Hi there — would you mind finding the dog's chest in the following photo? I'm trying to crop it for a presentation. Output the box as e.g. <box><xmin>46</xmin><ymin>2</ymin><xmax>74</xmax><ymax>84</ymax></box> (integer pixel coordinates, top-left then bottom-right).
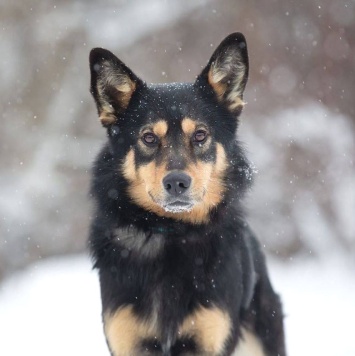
<box><xmin>114</xmin><ymin>226</ymin><xmax>229</xmax><ymax>312</ymax></box>
<box><xmin>113</xmin><ymin>227</ymin><xmax>166</xmax><ymax>259</ymax></box>
<box><xmin>106</xmin><ymin>229</ymin><xmax>240</xmax><ymax>354</ymax></box>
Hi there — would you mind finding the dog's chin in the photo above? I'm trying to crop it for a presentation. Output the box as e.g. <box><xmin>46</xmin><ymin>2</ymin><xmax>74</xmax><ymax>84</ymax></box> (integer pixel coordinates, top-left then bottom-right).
<box><xmin>161</xmin><ymin>201</ymin><xmax>194</xmax><ymax>214</ymax></box>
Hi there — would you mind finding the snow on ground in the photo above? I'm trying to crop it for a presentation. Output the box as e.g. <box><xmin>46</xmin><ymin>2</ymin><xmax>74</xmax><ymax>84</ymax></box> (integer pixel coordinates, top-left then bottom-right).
<box><xmin>0</xmin><ymin>255</ymin><xmax>354</xmax><ymax>356</ymax></box>
<box><xmin>270</xmin><ymin>257</ymin><xmax>355</xmax><ymax>356</ymax></box>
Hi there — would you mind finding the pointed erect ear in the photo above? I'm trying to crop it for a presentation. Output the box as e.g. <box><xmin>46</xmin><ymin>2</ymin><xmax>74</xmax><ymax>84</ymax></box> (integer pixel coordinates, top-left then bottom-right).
<box><xmin>198</xmin><ymin>33</ymin><xmax>249</xmax><ymax>115</ymax></box>
<box><xmin>89</xmin><ymin>48</ymin><xmax>140</xmax><ymax>126</ymax></box>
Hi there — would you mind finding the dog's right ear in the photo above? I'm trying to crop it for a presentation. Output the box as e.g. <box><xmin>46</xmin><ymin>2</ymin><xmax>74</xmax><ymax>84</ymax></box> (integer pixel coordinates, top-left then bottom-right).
<box><xmin>89</xmin><ymin>48</ymin><xmax>140</xmax><ymax>126</ymax></box>
<box><xmin>197</xmin><ymin>33</ymin><xmax>249</xmax><ymax>116</ymax></box>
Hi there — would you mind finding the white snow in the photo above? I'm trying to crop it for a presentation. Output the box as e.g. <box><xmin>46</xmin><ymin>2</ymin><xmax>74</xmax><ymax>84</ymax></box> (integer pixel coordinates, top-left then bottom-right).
<box><xmin>0</xmin><ymin>254</ymin><xmax>354</xmax><ymax>356</ymax></box>
<box><xmin>270</xmin><ymin>257</ymin><xmax>355</xmax><ymax>356</ymax></box>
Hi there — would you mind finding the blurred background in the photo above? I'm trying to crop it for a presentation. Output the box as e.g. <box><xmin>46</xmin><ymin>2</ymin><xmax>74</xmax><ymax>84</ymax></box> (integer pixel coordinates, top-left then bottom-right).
<box><xmin>0</xmin><ymin>0</ymin><xmax>354</xmax><ymax>355</ymax></box>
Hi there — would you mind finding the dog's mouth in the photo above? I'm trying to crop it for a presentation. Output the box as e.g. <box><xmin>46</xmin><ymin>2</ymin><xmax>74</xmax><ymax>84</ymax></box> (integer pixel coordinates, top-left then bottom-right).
<box><xmin>161</xmin><ymin>200</ymin><xmax>194</xmax><ymax>213</ymax></box>
<box><xmin>149</xmin><ymin>192</ymin><xmax>196</xmax><ymax>213</ymax></box>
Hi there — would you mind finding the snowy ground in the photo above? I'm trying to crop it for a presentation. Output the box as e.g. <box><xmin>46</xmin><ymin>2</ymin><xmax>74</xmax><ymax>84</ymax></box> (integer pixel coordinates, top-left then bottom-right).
<box><xmin>0</xmin><ymin>255</ymin><xmax>354</xmax><ymax>356</ymax></box>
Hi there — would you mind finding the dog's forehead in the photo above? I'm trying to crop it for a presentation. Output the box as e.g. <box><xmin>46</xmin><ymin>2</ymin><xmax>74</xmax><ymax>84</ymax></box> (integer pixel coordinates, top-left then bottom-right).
<box><xmin>148</xmin><ymin>82</ymin><xmax>194</xmax><ymax>97</ymax></box>
<box><xmin>143</xmin><ymin>82</ymin><xmax>201</xmax><ymax>131</ymax></box>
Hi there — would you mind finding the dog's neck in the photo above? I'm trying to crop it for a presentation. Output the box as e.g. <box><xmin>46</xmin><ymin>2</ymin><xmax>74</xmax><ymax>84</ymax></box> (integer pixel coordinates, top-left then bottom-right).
<box><xmin>149</xmin><ymin>226</ymin><xmax>177</xmax><ymax>234</ymax></box>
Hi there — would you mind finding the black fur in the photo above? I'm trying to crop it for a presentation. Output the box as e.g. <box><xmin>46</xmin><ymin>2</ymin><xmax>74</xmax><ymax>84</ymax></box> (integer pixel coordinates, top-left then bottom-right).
<box><xmin>88</xmin><ymin>33</ymin><xmax>286</xmax><ymax>356</ymax></box>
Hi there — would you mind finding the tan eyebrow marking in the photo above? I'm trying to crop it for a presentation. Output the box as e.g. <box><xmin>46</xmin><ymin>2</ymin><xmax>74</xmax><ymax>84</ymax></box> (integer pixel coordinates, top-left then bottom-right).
<box><xmin>181</xmin><ymin>118</ymin><xmax>209</xmax><ymax>136</ymax></box>
<box><xmin>152</xmin><ymin>120</ymin><xmax>168</xmax><ymax>137</ymax></box>
<box><xmin>181</xmin><ymin>117</ymin><xmax>197</xmax><ymax>136</ymax></box>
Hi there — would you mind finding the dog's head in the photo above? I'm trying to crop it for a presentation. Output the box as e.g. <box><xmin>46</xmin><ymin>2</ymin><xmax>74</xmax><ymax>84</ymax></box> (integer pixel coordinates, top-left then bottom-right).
<box><xmin>89</xmin><ymin>33</ymin><xmax>249</xmax><ymax>224</ymax></box>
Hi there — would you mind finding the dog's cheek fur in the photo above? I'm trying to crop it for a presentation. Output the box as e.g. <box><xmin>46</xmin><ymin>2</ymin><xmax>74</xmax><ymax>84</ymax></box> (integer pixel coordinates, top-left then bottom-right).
<box><xmin>202</xmin><ymin>142</ymin><xmax>228</xmax><ymax>208</ymax></box>
<box><xmin>185</xmin><ymin>142</ymin><xmax>228</xmax><ymax>205</ymax></box>
<box><xmin>125</xmin><ymin>151</ymin><xmax>168</xmax><ymax>210</ymax></box>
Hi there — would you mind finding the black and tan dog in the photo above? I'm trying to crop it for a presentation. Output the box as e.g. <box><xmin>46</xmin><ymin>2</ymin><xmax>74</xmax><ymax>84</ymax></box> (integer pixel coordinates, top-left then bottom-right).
<box><xmin>88</xmin><ymin>33</ymin><xmax>286</xmax><ymax>356</ymax></box>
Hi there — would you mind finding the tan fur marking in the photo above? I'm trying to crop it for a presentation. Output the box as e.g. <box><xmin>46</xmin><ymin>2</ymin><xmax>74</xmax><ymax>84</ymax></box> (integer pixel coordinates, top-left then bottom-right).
<box><xmin>122</xmin><ymin>154</ymin><xmax>170</xmax><ymax>216</ymax></box>
<box><xmin>99</xmin><ymin>112</ymin><xmax>116</xmax><ymax>125</ymax></box>
<box><xmin>122</xmin><ymin>142</ymin><xmax>228</xmax><ymax>224</ymax></box>
<box><xmin>117</xmin><ymin>92</ymin><xmax>132</xmax><ymax>111</ymax></box>
<box><xmin>116</xmin><ymin>81</ymin><xmax>134</xmax><ymax>93</ymax></box>
<box><xmin>181</xmin><ymin>118</ymin><xmax>211</xmax><ymax>151</ymax></box>
<box><xmin>134</xmin><ymin>160</ymin><xmax>168</xmax><ymax>209</ymax></box>
<box><xmin>104</xmin><ymin>305</ymin><xmax>158</xmax><ymax>356</ymax></box>
<box><xmin>153</xmin><ymin>120</ymin><xmax>168</xmax><ymax>137</ymax></box>
<box><xmin>208</xmin><ymin>70</ymin><xmax>227</xmax><ymax>98</ymax></box>
<box><xmin>181</xmin><ymin>118</ymin><xmax>197</xmax><ymax>136</ymax></box>
<box><xmin>116</xmin><ymin>80</ymin><xmax>136</xmax><ymax>110</ymax></box>
<box><xmin>122</xmin><ymin>149</ymin><xmax>137</xmax><ymax>182</ymax></box>
<box><xmin>184</xmin><ymin>143</ymin><xmax>228</xmax><ymax>218</ymax></box>
<box><xmin>228</xmin><ymin>97</ymin><xmax>245</xmax><ymax>111</ymax></box>
<box><xmin>179</xmin><ymin>306</ymin><xmax>232</xmax><ymax>354</ymax></box>
<box><xmin>232</xmin><ymin>328</ymin><xmax>265</xmax><ymax>356</ymax></box>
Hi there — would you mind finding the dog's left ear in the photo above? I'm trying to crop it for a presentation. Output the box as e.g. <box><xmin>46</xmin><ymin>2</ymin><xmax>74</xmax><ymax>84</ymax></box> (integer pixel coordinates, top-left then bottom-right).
<box><xmin>197</xmin><ymin>33</ymin><xmax>249</xmax><ymax>115</ymax></box>
<box><xmin>89</xmin><ymin>48</ymin><xmax>141</xmax><ymax>126</ymax></box>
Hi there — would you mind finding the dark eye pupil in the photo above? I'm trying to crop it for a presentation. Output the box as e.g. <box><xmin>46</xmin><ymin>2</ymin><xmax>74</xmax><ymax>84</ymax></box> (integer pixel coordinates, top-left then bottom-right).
<box><xmin>143</xmin><ymin>133</ymin><xmax>156</xmax><ymax>144</ymax></box>
<box><xmin>194</xmin><ymin>131</ymin><xmax>206</xmax><ymax>142</ymax></box>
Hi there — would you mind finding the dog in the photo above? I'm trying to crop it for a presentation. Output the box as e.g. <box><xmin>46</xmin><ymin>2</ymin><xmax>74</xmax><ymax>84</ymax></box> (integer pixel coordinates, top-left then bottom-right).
<box><xmin>88</xmin><ymin>33</ymin><xmax>286</xmax><ymax>356</ymax></box>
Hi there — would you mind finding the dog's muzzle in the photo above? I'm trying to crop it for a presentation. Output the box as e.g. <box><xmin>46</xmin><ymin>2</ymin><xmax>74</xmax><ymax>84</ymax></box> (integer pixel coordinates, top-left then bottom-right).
<box><xmin>161</xmin><ymin>172</ymin><xmax>194</xmax><ymax>213</ymax></box>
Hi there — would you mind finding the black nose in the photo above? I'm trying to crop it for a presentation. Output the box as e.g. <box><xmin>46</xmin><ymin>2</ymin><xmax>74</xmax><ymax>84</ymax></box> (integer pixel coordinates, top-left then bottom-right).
<box><xmin>163</xmin><ymin>172</ymin><xmax>191</xmax><ymax>197</ymax></box>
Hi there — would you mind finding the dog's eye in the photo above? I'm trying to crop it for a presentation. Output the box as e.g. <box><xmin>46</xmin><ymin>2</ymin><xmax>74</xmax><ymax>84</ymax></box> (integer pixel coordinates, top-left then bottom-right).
<box><xmin>193</xmin><ymin>130</ymin><xmax>207</xmax><ymax>143</ymax></box>
<box><xmin>142</xmin><ymin>132</ymin><xmax>158</xmax><ymax>145</ymax></box>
